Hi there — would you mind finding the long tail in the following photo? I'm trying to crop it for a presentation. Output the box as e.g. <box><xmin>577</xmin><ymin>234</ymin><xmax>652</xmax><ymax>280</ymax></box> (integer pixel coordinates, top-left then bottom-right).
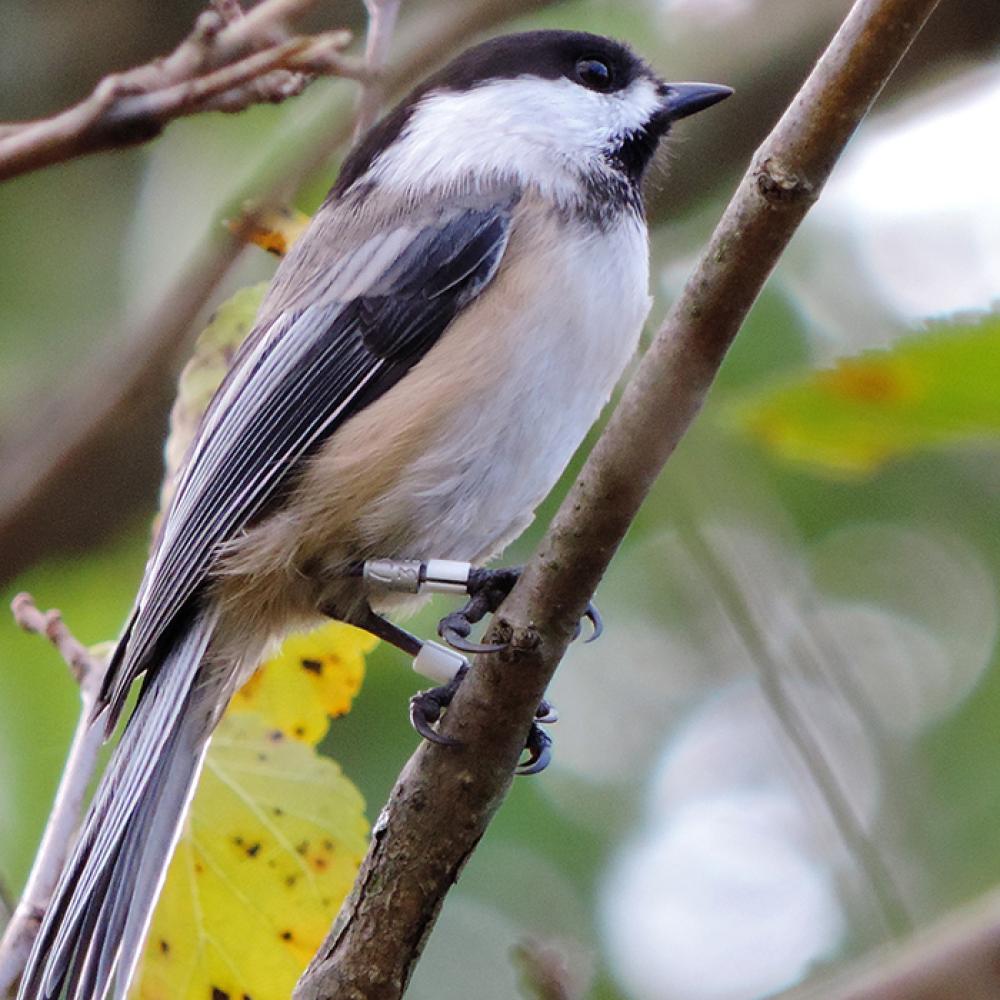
<box><xmin>19</xmin><ymin>610</ymin><xmax>223</xmax><ymax>1000</ymax></box>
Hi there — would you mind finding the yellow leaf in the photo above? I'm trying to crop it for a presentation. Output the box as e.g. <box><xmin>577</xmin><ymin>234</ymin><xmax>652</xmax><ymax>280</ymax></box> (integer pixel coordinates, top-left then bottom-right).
<box><xmin>228</xmin><ymin>204</ymin><xmax>313</xmax><ymax>257</ymax></box>
<box><xmin>131</xmin><ymin>712</ymin><xmax>369</xmax><ymax>1000</ymax></box>
<box><xmin>232</xmin><ymin>621</ymin><xmax>377</xmax><ymax>745</ymax></box>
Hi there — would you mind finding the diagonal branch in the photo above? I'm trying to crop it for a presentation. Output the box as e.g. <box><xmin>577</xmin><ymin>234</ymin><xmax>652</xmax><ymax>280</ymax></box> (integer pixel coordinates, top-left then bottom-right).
<box><xmin>294</xmin><ymin>0</ymin><xmax>942</xmax><ymax>997</ymax></box>
<box><xmin>782</xmin><ymin>883</ymin><xmax>1000</xmax><ymax>999</ymax></box>
<box><xmin>0</xmin><ymin>0</ymin><xmax>363</xmax><ymax>182</ymax></box>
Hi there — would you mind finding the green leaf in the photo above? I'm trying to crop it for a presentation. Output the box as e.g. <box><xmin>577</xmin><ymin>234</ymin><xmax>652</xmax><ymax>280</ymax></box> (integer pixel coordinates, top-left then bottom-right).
<box><xmin>723</xmin><ymin>312</ymin><xmax>1000</xmax><ymax>475</ymax></box>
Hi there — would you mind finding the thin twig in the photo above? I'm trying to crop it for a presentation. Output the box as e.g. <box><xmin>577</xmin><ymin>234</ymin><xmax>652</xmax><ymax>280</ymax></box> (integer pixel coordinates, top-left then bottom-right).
<box><xmin>212</xmin><ymin>0</ymin><xmax>246</xmax><ymax>26</ymax></box>
<box><xmin>513</xmin><ymin>940</ymin><xmax>586</xmax><ymax>1000</ymax></box>
<box><xmin>0</xmin><ymin>0</ymin><xmax>361</xmax><ymax>182</ymax></box>
<box><xmin>0</xmin><ymin>597</ymin><xmax>109</xmax><ymax>996</ymax></box>
<box><xmin>294</xmin><ymin>0</ymin><xmax>942</xmax><ymax>996</ymax></box>
<box><xmin>682</xmin><ymin>523</ymin><xmax>911</xmax><ymax>936</ymax></box>
<box><xmin>353</xmin><ymin>0</ymin><xmax>403</xmax><ymax>140</ymax></box>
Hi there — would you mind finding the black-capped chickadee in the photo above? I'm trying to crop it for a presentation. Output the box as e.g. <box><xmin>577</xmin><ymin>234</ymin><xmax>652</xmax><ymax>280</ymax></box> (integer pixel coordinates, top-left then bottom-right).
<box><xmin>20</xmin><ymin>29</ymin><xmax>730</xmax><ymax>1000</ymax></box>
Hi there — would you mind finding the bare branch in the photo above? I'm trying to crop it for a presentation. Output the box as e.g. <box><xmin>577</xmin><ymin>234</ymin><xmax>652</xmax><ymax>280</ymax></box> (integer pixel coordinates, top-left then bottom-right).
<box><xmin>0</xmin><ymin>597</ymin><xmax>109</xmax><ymax>995</ymax></box>
<box><xmin>514</xmin><ymin>940</ymin><xmax>587</xmax><ymax>1000</ymax></box>
<box><xmin>0</xmin><ymin>0</ymin><xmax>362</xmax><ymax>182</ymax></box>
<box><xmin>211</xmin><ymin>0</ymin><xmax>246</xmax><ymax>25</ymax></box>
<box><xmin>294</xmin><ymin>0</ymin><xmax>942</xmax><ymax>997</ymax></box>
<box><xmin>353</xmin><ymin>0</ymin><xmax>403</xmax><ymax>140</ymax></box>
<box><xmin>782</xmin><ymin>885</ymin><xmax>1000</xmax><ymax>999</ymax></box>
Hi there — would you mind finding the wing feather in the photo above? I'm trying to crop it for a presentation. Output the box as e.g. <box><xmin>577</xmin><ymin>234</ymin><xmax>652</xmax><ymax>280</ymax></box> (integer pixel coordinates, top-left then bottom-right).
<box><xmin>101</xmin><ymin>189</ymin><xmax>519</xmax><ymax>717</ymax></box>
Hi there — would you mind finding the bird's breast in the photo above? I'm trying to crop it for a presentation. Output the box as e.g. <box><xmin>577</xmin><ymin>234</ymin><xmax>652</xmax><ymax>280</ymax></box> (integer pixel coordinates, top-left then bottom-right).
<box><xmin>227</xmin><ymin>204</ymin><xmax>652</xmax><ymax>611</ymax></box>
<box><xmin>318</xmin><ymin>205</ymin><xmax>651</xmax><ymax>562</ymax></box>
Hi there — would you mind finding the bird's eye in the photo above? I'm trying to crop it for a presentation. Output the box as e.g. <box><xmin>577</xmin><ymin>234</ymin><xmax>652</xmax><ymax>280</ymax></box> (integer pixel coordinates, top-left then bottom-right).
<box><xmin>575</xmin><ymin>57</ymin><xmax>613</xmax><ymax>92</ymax></box>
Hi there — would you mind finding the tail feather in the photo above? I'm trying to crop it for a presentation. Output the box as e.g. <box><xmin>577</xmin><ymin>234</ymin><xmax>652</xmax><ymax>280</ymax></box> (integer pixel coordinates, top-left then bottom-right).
<box><xmin>116</xmin><ymin>706</ymin><xmax>214</xmax><ymax>998</ymax></box>
<box><xmin>20</xmin><ymin>611</ymin><xmax>220</xmax><ymax>1000</ymax></box>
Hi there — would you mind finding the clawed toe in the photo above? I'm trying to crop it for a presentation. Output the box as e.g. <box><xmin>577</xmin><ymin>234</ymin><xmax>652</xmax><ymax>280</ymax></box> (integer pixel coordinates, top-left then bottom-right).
<box><xmin>517</xmin><ymin>724</ymin><xmax>553</xmax><ymax>775</ymax></box>
<box><xmin>409</xmin><ymin>669</ymin><xmax>466</xmax><ymax>746</ymax></box>
<box><xmin>584</xmin><ymin>601</ymin><xmax>604</xmax><ymax>642</ymax></box>
<box><xmin>409</xmin><ymin>694</ymin><xmax>459</xmax><ymax>745</ymax></box>
<box><xmin>534</xmin><ymin>699</ymin><xmax>558</xmax><ymax>724</ymax></box>
<box><xmin>439</xmin><ymin>624</ymin><xmax>507</xmax><ymax>655</ymax></box>
<box><xmin>437</xmin><ymin>604</ymin><xmax>509</xmax><ymax>655</ymax></box>
<box><xmin>570</xmin><ymin>600</ymin><xmax>604</xmax><ymax>643</ymax></box>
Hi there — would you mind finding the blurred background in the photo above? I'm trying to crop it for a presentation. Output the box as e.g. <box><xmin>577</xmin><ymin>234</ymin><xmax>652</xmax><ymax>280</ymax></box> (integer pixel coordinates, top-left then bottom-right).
<box><xmin>1</xmin><ymin>0</ymin><xmax>999</xmax><ymax>998</ymax></box>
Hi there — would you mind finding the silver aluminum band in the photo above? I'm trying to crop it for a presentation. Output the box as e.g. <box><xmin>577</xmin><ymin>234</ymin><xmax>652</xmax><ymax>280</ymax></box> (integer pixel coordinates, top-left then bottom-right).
<box><xmin>363</xmin><ymin>558</ymin><xmax>422</xmax><ymax>594</ymax></box>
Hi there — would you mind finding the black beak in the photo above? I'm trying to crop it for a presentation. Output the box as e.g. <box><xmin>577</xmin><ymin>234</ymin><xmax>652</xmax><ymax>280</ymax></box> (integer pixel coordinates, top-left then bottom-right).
<box><xmin>660</xmin><ymin>82</ymin><xmax>733</xmax><ymax>121</ymax></box>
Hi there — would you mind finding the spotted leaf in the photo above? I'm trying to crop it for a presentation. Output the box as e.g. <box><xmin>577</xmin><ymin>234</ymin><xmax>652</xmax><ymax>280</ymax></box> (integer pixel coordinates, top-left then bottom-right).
<box><xmin>131</xmin><ymin>712</ymin><xmax>369</xmax><ymax>1000</ymax></box>
<box><xmin>232</xmin><ymin>621</ymin><xmax>377</xmax><ymax>745</ymax></box>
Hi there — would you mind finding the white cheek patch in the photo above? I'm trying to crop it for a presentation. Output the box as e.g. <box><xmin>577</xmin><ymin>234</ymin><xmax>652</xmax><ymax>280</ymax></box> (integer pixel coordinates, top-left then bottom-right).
<box><xmin>366</xmin><ymin>74</ymin><xmax>665</xmax><ymax>201</ymax></box>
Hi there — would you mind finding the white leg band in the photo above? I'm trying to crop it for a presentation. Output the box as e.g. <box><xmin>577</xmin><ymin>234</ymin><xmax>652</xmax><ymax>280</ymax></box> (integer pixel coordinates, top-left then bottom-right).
<box><xmin>421</xmin><ymin>559</ymin><xmax>472</xmax><ymax>595</ymax></box>
<box><xmin>413</xmin><ymin>642</ymin><xmax>468</xmax><ymax>685</ymax></box>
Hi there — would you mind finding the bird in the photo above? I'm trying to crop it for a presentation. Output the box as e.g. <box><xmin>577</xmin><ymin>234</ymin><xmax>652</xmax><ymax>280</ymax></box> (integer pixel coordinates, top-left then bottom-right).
<box><xmin>18</xmin><ymin>28</ymin><xmax>730</xmax><ymax>1000</ymax></box>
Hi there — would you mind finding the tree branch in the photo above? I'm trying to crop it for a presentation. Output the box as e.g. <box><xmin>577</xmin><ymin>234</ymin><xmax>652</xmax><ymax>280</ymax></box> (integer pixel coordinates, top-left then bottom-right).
<box><xmin>294</xmin><ymin>0</ymin><xmax>942</xmax><ymax>996</ymax></box>
<box><xmin>782</xmin><ymin>884</ymin><xmax>1000</xmax><ymax>999</ymax></box>
<box><xmin>353</xmin><ymin>0</ymin><xmax>403</xmax><ymax>140</ymax></box>
<box><xmin>0</xmin><ymin>0</ymin><xmax>362</xmax><ymax>182</ymax></box>
<box><xmin>0</xmin><ymin>597</ymin><xmax>109</xmax><ymax>996</ymax></box>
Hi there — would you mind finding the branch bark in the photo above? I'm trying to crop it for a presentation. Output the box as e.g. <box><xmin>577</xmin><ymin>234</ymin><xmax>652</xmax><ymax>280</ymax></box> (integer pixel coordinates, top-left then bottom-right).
<box><xmin>0</xmin><ymin>0</ymin><xmax>361</xmax><ymax>182</ymax></box>
<box><xmin>782</xmin><ymin>884</ymin><xmax>1000</xmax><ymax>1000</ymax></box>
<box><xmin>294</xmin><ymin>0</ymin><xmax>942</xmax><ymax>996</ymax></box>
<box><xmin>353</xmin><ymin>0</ymin><xmax>403</xmax><ymax>140</ymax></box>
<box><xmin>0</xmin><ymin>597</ymin><xmax>109</xmax><ymax>996</ymax></box>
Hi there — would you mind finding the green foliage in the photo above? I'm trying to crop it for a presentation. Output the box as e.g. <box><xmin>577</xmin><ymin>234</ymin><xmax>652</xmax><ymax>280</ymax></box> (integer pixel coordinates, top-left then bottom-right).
<box><xmin>724</xmin><ymin>311</ymin><xmax>1000</xmax><ymax>475</ymax></box>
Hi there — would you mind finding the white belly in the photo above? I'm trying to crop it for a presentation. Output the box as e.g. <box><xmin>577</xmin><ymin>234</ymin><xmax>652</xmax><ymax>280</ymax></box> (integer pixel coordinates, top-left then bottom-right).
<box><xmin>214</xmin><ymin>205</ymin><xmax>651</xmax><ymax>632</ymax></box>
<box><xmin>372</xmin><ymin>210</ymin><xmax>652</xmax><ymax>563</ymax></box>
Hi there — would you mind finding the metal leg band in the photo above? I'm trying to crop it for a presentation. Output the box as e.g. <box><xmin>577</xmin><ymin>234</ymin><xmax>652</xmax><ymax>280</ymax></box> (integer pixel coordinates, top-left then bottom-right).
<box><xmin>362</xmin><ymin>558</ymin><xmax>472</xmax><ymax>596</ymax></box>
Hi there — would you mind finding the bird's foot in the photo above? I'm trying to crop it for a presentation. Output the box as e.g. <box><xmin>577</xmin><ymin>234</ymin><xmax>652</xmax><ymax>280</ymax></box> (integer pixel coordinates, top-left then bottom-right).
<box><xmin>350</xmin><ymin>559</ymin><xmax>601</xmax><ymax>776</ymax></box>
<box><xmin>436</xmin><ymin>566</ymin><xmax>603</xmax><ymax>654</ymax></box>
<box><xmin>409</xmin><ymin>665</ymin><xmax>558</xmax><ymax>774</ymax></box>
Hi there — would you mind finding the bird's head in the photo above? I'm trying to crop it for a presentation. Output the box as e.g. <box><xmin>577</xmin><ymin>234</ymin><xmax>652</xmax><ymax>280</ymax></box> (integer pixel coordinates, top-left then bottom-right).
<box><xmin>336</xmin><ymin>30</ymin><xmax>732</xmax><ymax>215</ymax></box>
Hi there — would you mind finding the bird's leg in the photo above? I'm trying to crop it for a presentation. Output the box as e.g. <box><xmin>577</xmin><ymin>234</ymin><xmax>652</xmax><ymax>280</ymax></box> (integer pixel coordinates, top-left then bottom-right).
<box><xmin>326</xmin><ymin>600</ymin><xmax>468</xmax><ymax>747</ymax></box>
<box><xmin>356</xmin><ymin>559</ymin><xmax>603</xmax><ymax>653</ymax></box>
<box><xmin>333</xmin><ymin>572</ymin><xmax>566</xmax><ymax>774</ymax></box>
